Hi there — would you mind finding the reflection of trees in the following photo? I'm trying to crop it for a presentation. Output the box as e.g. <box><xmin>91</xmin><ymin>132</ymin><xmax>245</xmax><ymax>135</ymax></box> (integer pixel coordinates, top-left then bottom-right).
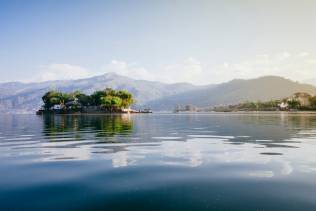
<box><xmin>94</xmin><ymin>115</ymin><xmax>133</xmax><ymax>137</ymax></box>
<box><xmin>213</xmin><ymin>114</ymin><xmax>316</xmax><ymax>148</ymax></box>
<box><xmin>234</xmin><ymin>114</ymin><xmax>316</xmax><ymax>136</ymax></box>
<box><xmin>235</xmin><ymin>114</ymin><xmax>316</xmax><ymax>128</ymax></box>
<box><xmin>42</xmin><ymin>114</ymin><xmax>133</xmax><ymax>140</ymax></box>
<box><xmin>285</xmin><ymin>115</ymin><xmax>316</xmax><ymax>129</ymax></box>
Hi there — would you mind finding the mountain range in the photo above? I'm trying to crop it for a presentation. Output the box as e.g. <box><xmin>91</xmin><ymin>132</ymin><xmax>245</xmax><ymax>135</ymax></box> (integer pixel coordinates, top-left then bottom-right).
<box><xmin>147</xmin><ymin>76</ymin><xmax>316</xmax><ymax>110</ymax></box>
<box><xmin>0</xmin><ymin>73</ymin><xmax>315</xmax><ymax>113</ymax></box>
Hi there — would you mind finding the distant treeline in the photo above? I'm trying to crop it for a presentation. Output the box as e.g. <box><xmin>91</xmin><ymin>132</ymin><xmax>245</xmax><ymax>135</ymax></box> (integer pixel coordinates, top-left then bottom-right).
<box><xmin>42</xmin><ymin>88</ymin><xmax>134</xmax><ymax>112</ymax></box>
<box><xmin>213</xmin><ymin>93</ymin><xmax>316</xmax><ymax>112</ymax></box>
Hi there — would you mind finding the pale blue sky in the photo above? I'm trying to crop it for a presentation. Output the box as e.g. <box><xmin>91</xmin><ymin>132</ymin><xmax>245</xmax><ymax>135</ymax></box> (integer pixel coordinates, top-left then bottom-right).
<box><xmin>1</xmin><ymin>0</ymin><xmax>316</xmax><ymax>84</ymax></box>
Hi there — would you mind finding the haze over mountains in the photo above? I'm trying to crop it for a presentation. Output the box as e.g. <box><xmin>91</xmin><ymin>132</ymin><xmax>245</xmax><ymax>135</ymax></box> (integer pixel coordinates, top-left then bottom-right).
<box><xmin>0</xmin><ymin>73</ymin><xmax>198</xmax><ymax>113</ymax></box>
<box><xmin>147</xmin><ymin>76</ymin><xmax>316</xmax><ymax>110</ymax></box>
<box><xmin>0</xmin><ymin>73</ymin><xmax>315</xmax><ymax>113</ymax></box>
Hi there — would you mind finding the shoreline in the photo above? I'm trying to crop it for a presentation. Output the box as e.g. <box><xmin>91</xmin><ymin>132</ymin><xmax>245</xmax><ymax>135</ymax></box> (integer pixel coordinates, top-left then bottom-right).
<box><xmin>174</xmin><ymin>111</ymin><xmax>316</xmax><ymax>116</ymax></box>
<box><xmin>36</xmin><ymin>110</ymin><xmax>152</xmax><ymax>115</ymax></box>
<box><xmin>38</xmin><ymin>112</ymin><xmax>151</xmax><ymax>116</ymax></box>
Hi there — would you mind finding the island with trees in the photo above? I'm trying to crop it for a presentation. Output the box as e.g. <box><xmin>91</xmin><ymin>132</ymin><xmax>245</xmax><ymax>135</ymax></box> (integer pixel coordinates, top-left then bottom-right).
<box><xmin>36</xmin><ymin>88</ymin><xmax>152</xmax><ymax>114</ymax></box>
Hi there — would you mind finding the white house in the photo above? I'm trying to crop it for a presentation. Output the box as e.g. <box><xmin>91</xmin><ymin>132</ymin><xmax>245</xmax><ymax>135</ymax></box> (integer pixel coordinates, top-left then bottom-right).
<box><xmin>52</xmin><ymin>105</ymin><xmax>62</xmax><ymax>110</ymax></box>
<box><xmin>278</xmin><ymin>102</ymin><xmax>288</xmax><ymax>110</ymax></box>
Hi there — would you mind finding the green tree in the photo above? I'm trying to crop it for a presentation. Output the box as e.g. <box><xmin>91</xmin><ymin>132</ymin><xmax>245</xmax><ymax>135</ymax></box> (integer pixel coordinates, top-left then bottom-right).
<box><xmin>60</xmin><ymin>93</ymin><xmax>71</xmax><ymax>105</ymax></box>
<box><xmin>91</xmin><ymin>90</ymin><xmax>106</xmax><ymax>106</ymax></box>
<box><xmin>288</xmin><ymin>99</ymin><xmax>301</xmax><ymax>109</ymax></box>
<box><xmin>110</xmin><ymin>96</ymin><xmax>123</xmax><ymax>108</ymax></box>
<box><xmin>310</xmin><ymin>96</ymin><xmax>316</xmax><ymax>109</ymax></box>
<box><xmin>77</xmin><ymin>93</ymin><xmax>92</xmax><ymax>106</ymax></box>
<box><xmin>100</xmin><ymin>96</ymin><xmax>113</xmax><ymax>107</ymax></box>
<box><xmin>116</xmin><ymin>90</ymin><xmax>134</xmax><ymax>108</ymax></box>
<box><xmin>42</xmin><ymin>91</ymin><xmax>63</xmax><ymax>109</ymax></box>
<box><xmin>101</xmin><ymin>96</ymin><xmax>122</xmax><ymax>111</ymax></box>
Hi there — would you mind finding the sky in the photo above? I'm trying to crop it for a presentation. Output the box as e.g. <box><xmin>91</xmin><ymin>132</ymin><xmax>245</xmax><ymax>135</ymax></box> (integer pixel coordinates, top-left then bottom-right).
<box><xmin>1</xmin><ymin>0</ymin><xmax>316</xmax><ymax>85</ymax></box>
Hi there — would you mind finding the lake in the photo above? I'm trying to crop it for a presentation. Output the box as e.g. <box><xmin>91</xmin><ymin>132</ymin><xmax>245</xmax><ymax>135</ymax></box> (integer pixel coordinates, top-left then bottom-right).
<box><xmin>0</xmin><ymin>113</ymin><xmax>316</xmax><ymax>210</ymax></box>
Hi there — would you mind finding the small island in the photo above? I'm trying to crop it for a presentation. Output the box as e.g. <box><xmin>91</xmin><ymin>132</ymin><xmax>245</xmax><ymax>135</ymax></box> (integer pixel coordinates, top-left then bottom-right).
<box><xmin>36</xmin><ymin>88</ymin><xmax>152</xmax><ymax>115</ymax></box>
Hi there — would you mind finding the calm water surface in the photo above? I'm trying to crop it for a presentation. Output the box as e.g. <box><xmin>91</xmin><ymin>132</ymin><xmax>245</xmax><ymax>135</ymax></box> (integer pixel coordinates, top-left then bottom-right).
<box><xmin>1</xmin><ymin>113</ymin><xmax>316</xmax><ymax>210</ymax></box>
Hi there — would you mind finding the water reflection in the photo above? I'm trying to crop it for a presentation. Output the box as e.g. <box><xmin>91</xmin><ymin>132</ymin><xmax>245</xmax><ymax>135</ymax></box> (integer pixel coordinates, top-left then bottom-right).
<box><xmin>1</xmin><ymin>114</ymin><xmax>316</xmax><ymax>171</ymax></box>
<box><xmin>42</xmin><ymin>114</ymin><xmax>133</xmax><ymax>140</ymax></box>
<box><xmin>1</xmin><ymin>114</ymin><xmax>316</xmax><ymax>210</ymax></box>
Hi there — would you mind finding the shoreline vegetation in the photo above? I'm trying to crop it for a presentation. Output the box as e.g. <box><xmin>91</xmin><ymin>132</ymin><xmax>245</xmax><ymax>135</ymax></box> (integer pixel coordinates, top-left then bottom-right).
<box><xmin>175</xmin><ymin>92</ymin><xmax>316</xmax><ymax>113</ymax></box>
<box><xmin>36</xmin><ymin>88</ymin><xmax>152</xmax><ymax>115</ymax></box>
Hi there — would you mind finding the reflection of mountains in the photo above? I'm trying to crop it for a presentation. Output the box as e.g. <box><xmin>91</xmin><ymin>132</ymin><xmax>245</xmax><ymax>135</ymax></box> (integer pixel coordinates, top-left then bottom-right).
<box><xmin>42</xmin><ymin>114</ymin><xmax>133</xmax><ymax>140</ymax></box>
<box><xmin>138</xmin><ymin>114</ymin><xmax>316</xmax><ymax>149</ymax></box>
<box><xmin>193</xmin><ymin>114</ymin><xmax>316</xmax><ymax>148</ymax></box>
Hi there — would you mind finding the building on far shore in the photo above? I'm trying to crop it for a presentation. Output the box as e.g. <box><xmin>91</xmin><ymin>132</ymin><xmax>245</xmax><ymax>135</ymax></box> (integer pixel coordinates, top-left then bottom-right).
<box><xmin>278</xmin><ymin>102</ymin><xmax>289</xmax><ymax>110</ymax></box>
<box><xmin>174</xmin><ymin>104</ymin><xmax>197</xmax><ymax>112</ymax></box>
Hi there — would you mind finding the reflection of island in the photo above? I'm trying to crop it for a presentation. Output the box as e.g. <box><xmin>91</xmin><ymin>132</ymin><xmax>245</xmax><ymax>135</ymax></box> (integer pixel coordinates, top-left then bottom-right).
<box><xmin>42</xmin><ymin>114</ymin><xmax>133</xmax><ymax>140</ymax></box>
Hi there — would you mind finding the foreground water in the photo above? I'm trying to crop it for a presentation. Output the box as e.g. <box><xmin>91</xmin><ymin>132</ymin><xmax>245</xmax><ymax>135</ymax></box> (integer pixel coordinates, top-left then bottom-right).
<box><xmin>0</xmin><ymin>113</ymin><xmax>316</xmax><ymax>210</ymax></box>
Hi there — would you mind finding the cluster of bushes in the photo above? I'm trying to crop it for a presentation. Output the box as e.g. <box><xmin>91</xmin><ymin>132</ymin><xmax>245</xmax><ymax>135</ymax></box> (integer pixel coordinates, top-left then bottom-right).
<box><xmin>285</xmin><ymin>94</ymin><xmax>316</xmax><ymax>110</ymax></box>
<box><xmin>236</xmin><ymin>100</ymin><xmax>281</xmax><ymax>111</ymax></box>
<box><xmin>309</xmin><ymin>96</ymin><xmax>316</xmax><ymax>109</ymax></box>
<box><xmin>42</xmin><ymin>88</ymin><xmax>134</xmax><ymax>111</ymax></box>
<box><xmin>214</xmin><ymin>100</ymin><xmax>282</xmax><ymax>112</ymax></box>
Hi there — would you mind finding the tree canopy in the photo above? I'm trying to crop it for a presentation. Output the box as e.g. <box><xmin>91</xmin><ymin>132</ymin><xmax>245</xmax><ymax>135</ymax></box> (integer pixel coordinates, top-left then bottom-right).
<box><xmin>42</xmin><ymin>88</ymin><xmax>134</xmax><ymax>111</ymax></box>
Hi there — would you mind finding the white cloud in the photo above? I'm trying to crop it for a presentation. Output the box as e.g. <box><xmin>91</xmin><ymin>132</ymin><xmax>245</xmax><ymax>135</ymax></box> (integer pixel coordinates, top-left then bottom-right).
<box><xmin>298</xmin><ymin>52</ymin><xmax>309</xmax><ymax>57</ymax></box>
<box><xmin>277</xmin><ymin>51</ymin><xmax>291</xmax><ymax>60</ymax></box>
<box><xmin>102</xmin><ymin>52</ymin><xmax>316</xmax><ymax>85</ymax></box>
<box><xmin>102</xmin><ymin>60</ymin><xmax>156</xmax><ymax>81</ymax></box>
<box><xmin>163</xmin><ymin>57</ymin><xmax>203</xmax><ymax>84</ymax></box>
<box><xmin>209</xmin><ymin>51</ymin><xmax>316</xmax><ymax>84</ymax></box>
<box><xmin>27</xmin><ymin>51</ymin><xmax>316</xmax><ymax>85</ymax></box>
<box><xmin>102</xmin><ymin>57</ymin><xmax>203</xmax><ymax>84</ymax></box>
<box><xmin>35</xmin><ymin>64</ymin><xmax>91</xmax><ymax>82</ymax></box>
